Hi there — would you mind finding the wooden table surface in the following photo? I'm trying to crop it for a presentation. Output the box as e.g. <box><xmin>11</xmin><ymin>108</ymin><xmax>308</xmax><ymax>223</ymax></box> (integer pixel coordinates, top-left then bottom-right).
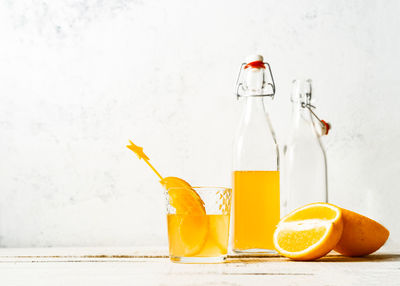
<box><xmin>0</xmin><ymin>247</ymin><xmax>399</xmax><ymax>285</ymax></box>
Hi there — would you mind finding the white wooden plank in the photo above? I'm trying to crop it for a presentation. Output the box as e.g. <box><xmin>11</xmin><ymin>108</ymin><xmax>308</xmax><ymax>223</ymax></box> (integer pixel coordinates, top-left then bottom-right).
<box><xmin>0</xmin><ymin>246</ymin><xmax>168</xmax><ymax>258</ymax></box>
<box><xmin>0</xmin><ymin>248</ymin><xmax>398</xmax><ymax>286</ymax></box>
<box><xmin>1</xmin><ymin>257</ymin><xmax>399</xmax><ymax>286</ymax></box>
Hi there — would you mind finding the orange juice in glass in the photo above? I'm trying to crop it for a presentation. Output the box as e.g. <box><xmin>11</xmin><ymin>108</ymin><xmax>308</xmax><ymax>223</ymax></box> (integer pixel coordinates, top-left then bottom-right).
<box><xmin>165</xmin><ymin>187</ymin><xmax>231</xmax><ymax>263</ymax></box>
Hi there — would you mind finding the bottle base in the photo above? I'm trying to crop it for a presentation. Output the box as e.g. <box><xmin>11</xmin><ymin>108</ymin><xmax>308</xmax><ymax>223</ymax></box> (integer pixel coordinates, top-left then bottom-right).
<box><xmin>169</xmin><ymin>255</ymin><xmax>226</xmax><ymax>263</ymax></box>
<box><xmin>232</xmin><ymin>248</ymin><xmax>277</xmax><ymax>255</ymax></box>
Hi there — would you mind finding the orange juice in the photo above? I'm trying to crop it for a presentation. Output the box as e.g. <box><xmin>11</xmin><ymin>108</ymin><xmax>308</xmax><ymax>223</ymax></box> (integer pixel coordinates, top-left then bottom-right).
<box><xmin>167</xmin><ymin>214</ymin><xmax>230</xmax><ymax>258</ymax></box>
<box><xmin>233</xmin><ymin>170</ymin><xmax>280</xmax><ymax>251</ymax></box>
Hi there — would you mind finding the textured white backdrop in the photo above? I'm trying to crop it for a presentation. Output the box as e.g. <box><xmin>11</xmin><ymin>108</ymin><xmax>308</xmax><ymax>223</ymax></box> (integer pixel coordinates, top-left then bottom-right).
<box><xmin>0</xmin><ymin>0</ymin><xmax>399</xmax><ymax>249</ymax></box>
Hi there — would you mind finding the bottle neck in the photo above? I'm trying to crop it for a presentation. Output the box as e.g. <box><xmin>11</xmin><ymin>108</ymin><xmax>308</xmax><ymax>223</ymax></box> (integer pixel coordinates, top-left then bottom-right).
<box><xmin>235</xmin><ymin>93</ymin><xmax>279</xmax><ymax>171</ymax></box>
<box><xmin>292</xmin><ymin>101</ymin><xmax>313</xmax><ymax>124</ymax></box>
<box><xmin>291</xmin><ymin>79</ymin><xmax>314</xmax><ymax>127</ymax></box>
<box><xmin>240</xmin><ymin>96</ymin><xmax>277</xmax><ymax>145</ymax></box>
<box><xmin>244</xmin><ymin>67</ymin><xmax>265</xmax><ymax>96</ymax></box>
<box><xmin>289</xmin><ymin>101</ymin><xmax>323</xmax><ymax>145</ymax></box>
<box><xmin>241</xmin><ymin>66</ymin><xmax>269</xmax><ymax>119</ymax></box>
<box><xmin>242</xmin><ymin>97</ymin><xmax>269</xmax><ymax>122</ymax></box>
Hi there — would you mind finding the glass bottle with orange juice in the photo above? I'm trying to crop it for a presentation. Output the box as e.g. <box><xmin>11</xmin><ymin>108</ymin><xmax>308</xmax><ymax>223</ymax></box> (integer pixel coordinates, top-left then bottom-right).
<box><xmin>232</xmin><ymin>55</ymin><xmax>280</xmax><ymax>253</ymax></box>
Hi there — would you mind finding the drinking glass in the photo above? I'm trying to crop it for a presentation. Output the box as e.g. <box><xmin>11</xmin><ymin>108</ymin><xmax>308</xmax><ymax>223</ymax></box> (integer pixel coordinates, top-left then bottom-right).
<box><xmin>165</xmin><ymin>186</ymin><xmax>232</xmax><ymax>263</ymax></box>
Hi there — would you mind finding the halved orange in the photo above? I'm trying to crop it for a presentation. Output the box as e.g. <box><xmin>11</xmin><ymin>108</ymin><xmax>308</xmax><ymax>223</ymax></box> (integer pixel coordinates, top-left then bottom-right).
<box><xmin>161</xmin><ymin>177</ymin><xmax>208</xmax><ymax>256</ymax></box>
<box><xmin>273</xmin><ymin>203</ymin><xmax>343</xmax><ymax>261</ymax></box>
<box><xmin>334</xmin><ymin>207</ymin><xmax>389</xmax><ymax>256</ymax></box>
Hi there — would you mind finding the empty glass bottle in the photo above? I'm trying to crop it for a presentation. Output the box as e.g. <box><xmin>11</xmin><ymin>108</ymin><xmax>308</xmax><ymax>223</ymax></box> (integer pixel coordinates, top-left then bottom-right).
<box><xmin>282</xmin><ymin>79</ymin><xmax>328</xmax><ymax>216</ymax></box>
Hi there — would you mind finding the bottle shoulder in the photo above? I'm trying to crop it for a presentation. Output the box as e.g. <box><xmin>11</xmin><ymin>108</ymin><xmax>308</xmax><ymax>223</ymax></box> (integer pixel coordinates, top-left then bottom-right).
<box><xmin>233</xmin><ymin>126</ymin><xmax>279</xmax><ymax>170</ymax></box>
<box><xmin>233</xmin><ymin>97</ymin><xmax>279</xmax><ymax>170</ymax></box>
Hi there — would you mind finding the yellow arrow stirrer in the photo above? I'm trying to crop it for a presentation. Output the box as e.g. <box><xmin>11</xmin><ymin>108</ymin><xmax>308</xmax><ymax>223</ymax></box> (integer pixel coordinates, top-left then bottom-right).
<box><xmin>126</xmin><ymin>140</ymin><xmax>163</xmax><ymax>180</ymax></box>
<box><xmin>126</xmin><ymin>139</ymin><xmax>206</xmax><ymax>212</ymax></box>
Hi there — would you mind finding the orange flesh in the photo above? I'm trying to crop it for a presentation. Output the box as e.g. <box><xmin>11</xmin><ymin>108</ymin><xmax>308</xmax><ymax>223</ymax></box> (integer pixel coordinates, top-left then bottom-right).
<box><xmin>285</xmin><ymin>205</ymin><xmax>337</xmax><ymax>222</ymax></box>
<box><xmin>161</xmin><ymin>177</ymin><xmax>205</xmax><ymax>213</ymax></box>
<box><xmin>273</xmin><ymin>203</ymin><xmax>344</xmax><ymax>261</ymax></box>
<box><xmin>276</xmin><ymin>226</ymin><xmax>327</xmax><ymax>252</ymax></box>
<box><xmin>168</xmin><ymin>188</ymin><xmax>205</xmax><ymax>214</ymax></box>
<box><xmin>233</xmin><ymin>171</ymin><xmax>280</xmax><ymax>251</ymax></box>
<box><xmin>167</xmin><ymin>214</ymin><xmax>230</xmax><ymax>257</ymax></box>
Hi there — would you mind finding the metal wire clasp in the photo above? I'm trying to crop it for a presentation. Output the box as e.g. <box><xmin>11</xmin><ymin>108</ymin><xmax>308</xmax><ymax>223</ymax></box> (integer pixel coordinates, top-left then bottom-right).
<box><xmin>235</xmin><ymin>62</ymin><xmax>276</xmax><ymax>100</ymax></box>
<box><xmin>302</xmin><ymin>102</ymin><xmax>331</xmax><ymax>135</ymax></box>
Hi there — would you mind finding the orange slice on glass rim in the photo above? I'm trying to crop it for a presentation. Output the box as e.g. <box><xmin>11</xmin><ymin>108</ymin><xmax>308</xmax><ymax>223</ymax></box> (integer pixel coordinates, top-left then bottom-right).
<box><xmin>161</xmin><ymin>177</ymin><xmax>205</xmax><ymax>213</ymax></box>
<box><xmin>161</xmin><ymin>177</ymin><xmax>208</xmax><ymax>256</ymax></box>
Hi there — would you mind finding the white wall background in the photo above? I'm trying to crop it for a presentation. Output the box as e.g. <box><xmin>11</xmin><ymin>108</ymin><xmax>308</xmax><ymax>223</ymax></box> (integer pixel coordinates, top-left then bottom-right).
<box><xmin>0</xmin><ymin>0</ymin><xmax>399</xmax><ymax>249</ymax></box>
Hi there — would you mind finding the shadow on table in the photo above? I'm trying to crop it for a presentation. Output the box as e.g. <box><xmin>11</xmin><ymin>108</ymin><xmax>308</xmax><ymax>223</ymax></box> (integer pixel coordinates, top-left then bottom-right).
<box><xmin>316</xmin><ymin>254</ymin><xmax>400</xmax><ymax>262</ymax></box>
<box><xmin>226</xmin><ymin>253</ymin><xmax>400</xmax><ymax>263</ymax></box>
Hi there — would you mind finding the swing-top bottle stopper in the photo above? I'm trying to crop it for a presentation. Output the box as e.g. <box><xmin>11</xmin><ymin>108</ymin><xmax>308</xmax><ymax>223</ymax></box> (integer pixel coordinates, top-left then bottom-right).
<box><xmin>235</xmin><ymin>54</ymin><xmax>276</xmax><ymax>99</ymax></box>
